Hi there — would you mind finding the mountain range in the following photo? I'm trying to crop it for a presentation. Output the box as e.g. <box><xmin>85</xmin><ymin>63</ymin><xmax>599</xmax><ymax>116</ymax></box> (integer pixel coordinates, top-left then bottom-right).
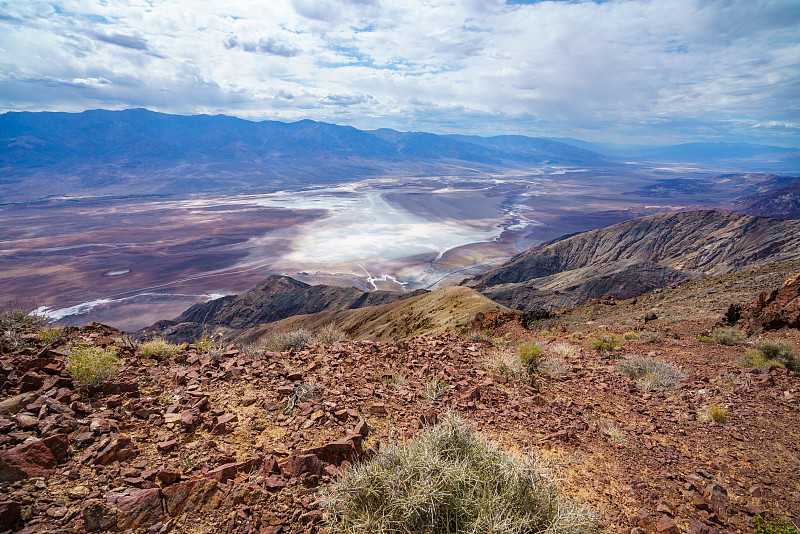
<box><xmin>3</xmin><ymin>109</ymin><xmax>799</xmax><ymax>203</ymax></box>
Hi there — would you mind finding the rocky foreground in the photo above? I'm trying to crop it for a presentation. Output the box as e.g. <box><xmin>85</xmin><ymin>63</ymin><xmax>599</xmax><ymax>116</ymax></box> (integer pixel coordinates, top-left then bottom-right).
<box><xmin>1</xmin><ymin>296</ymin><xmax>799</xmax><ymax>533</ymax></box>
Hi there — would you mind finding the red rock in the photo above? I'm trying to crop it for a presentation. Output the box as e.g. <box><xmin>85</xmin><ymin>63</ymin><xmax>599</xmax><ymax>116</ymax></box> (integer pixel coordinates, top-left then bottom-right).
<box><xmin>354</xmin><ymin>420</ymin><xmax>369</xmax><ymax>436</ymax></box>
<box><xmin>180</xmin><ymin>411</ymin><xmax>199</xmax><ymax>428</ymax></box>
<box><xmin>156</xmin><ymin>468</ymin><xmax>181</xmax><ymax>486</ymax></box>
<box><xmin>0</xmin><ymin>501</ymin><xmax>21</xmax><ymax>531</ymax></box>
<box><xmin>282</xmin><ymin>454</ymin><xmax>322</xmax><ymax>478</ymax></box>
<box><xmin>111</xmin><ymin>487</ymin><xmax>164</xmax><ymax>529</ymax></box>
<box><xmin>302</xmin><ymin>435</ymin><xmax>362</xmax><ymax>466</ymax></box>
<box><xmin>41</xmin><ymin>433</ymin><xmax>69</xmax><ymax>461</ymax></box>
<box><xmin>656</xmin><ymin>515</ymin><xmax>679</xmax><ymax>534</ymax></box>
<box><xmin>94</xmin><ymin>433</ymin><xmax>139</xmax><ymax>465</ymax></box>
<box><xmin>369</xmin><ymin>402</ymin><xmax>386</xmax><ymax>414</ymax></box>
<box><xmin>264</xmin><ymin>474</ymin><xmax>287</xmax><ymax>491</ymax></box>
<box><xmin>0</xmin><ymin>440</ymin><xmax>57</xmax><ymax>481</ymax></box>
<box><xmin>162</xmin><ymin>478</ymin><xmax>221</xmax><ymax>516</ymax></box>
<box><xmin>299</xmin><ymin>510</ymin><xmax>323</xmax><ymax>525</ymax></box>
<box><xmin>157</xmin><ymin>439</ymin><xmax>177</xmax><ymax>452</ymax></box>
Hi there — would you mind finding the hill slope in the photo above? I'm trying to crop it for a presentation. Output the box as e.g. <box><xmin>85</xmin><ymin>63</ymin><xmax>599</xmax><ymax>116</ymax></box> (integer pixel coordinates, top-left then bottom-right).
<box><xmin>232</xmin><ymin>286</ymin><xmax>507</xmax><ymax>344</ymax></box>
<box><xmin>462</xmin><ymin>210</ymin><xmax>800</xmax><ymax>310</ymax></box>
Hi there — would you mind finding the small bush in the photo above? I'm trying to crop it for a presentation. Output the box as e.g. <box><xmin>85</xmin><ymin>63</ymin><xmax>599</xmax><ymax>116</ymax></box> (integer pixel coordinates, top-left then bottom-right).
<box><xmin>139</xmin><ymin>337</ymin><xmax>182</xmax><ymax>360</ymax></box>
<box><xmin>697</xmin><ymin>335</ymin><xmax>715</xmax><ymax>343</ymax></box>
<box><xmin>284</xmin><ymin>381</ymin><xmax>318</xmax><ymax>412</ymax></box>
<box><xmin>708</xmin><ymin>404</ymin><xmax>728</xmax><ymax>423</ymax></box>
<box><xmin>0</xmin><ymin>308</ymin><xmax>48</xmax><ymax>330</ymax></box>
<box><xmin>66</xmin><ymin>344</ymin><xmax>121</xmax><ymax>387</ymax></box>
<box><xmin>741</xmin><ymin>348</ymin><xmax>771</xmax><ymax>368</ymax></box>
<box><xmin>519</xmin><ymin>342</ymin><xmax>543</xmax><ymax>375</ymax></box>
<box><xmin>570</xmin><ymin>331</ymin><xmax>584</xmax><ymax>341</ymax></box>
<box><xmin>754</xmin><ymin>339</ymin><xmax>798</xmax><ymax>371</ymax></box>
<box><xmin>324</xmin><ymin>414</ymin><xmax>598</xmax><ymax>534</ymax></box>
<box><xmin>752</xmin><ymin>515</ymin><xmax>798</xmax><ymax>534</ymax></box>
<box><xmin>464</xmin><ymin>330</ymin><xmax>492</xmax><ymax>343</ymax></box>
<box><xmin>37</xmin><ymin>327</ymin><xmax>63</xmax><ymax>344</ymax></box>
<box><xmin>548</xmin><ymin>341</ymin><xmax>580</xmax><ymax>358</ymax></box>
<box><xmin>587</xmin><ymin>334</ymin><xmax>623</xmax><ymax>353</ymax></box>
<box><xmin>488</xmin><ymin>347</ymin><xmax>528</xmax><ymax>382</ymax></box>
<box><xmin>314</xmin><ymin>324</ymin><xmax>348</xmax><ymax>346</ymax></box>
<box><xmin>260</xmin><ymin>329</ymin><xmax>313</xmax><ymax>351</ymax></box>
<box><xmin>540</xmin><ymin>355</ymin><xmax>568</xmax><ymax>376</ymax></box>
<box><xmin>622</xmin><ymin>332</ymin><xmax>639</xmax><ymax>340</ymax></box>
<box><xmin>423</xmin><ymin>377</ymin><xmax>449</xmax><ymax>401</ymax></box>
<box><xmin>707</xmin><ymin>327</ymin><xmax>746</xmax><ymax>346</ymax></box>
<box><xmin>601</xmin><ymin>422</ymin><xmax>628</xmax><ymax>446</ymax></box>
<box><xmin>194</xmin><ymin>332</ymin><xmax>224</xmax><ymax>354</ymax></box>
<box><xmin>615</xmin><ymin>356</ymin><xmax>683</xmax><ymax>391</ymax></box>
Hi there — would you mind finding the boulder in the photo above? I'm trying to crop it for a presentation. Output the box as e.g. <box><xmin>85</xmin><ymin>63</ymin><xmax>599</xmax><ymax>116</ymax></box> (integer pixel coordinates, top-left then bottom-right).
<box><xmin>0</xmin><ymin>500</ymin><xmax>21</xmax><ymax>531</ymax></box>
<box><xmin>107</xmin><ymin>488</ymin><xmax>164</xmax><ymax>530</ymax></box>
<box><xmin>282</xmin><ymin>454</ymin><xmax>322</xmax><ymax>478</ymax></box>
<box><xmin>94</xmin><ymin>433</ymin><xmax>138</xmax><ymax>465</ymax></box>
<box><xmin>0</xmin><ymin>440</ymin><xmax>57</xmax><ymax>481</ymax></box>
<box><xmin>162</xmin><ymin>478</ymin><xmax>222</xmax><ymax>516</ymax></box>
<box><xmin>82</xmin><ymin>499</ymin><xmax>117</xmax><ymax>532</ymax></box>
<box><xmin>727</xmin><ymin>272</ymin><xmax>800</xmax><ymax>333</ymax></box>
<box><xmin>302</xmin><ymin>435</ymin><xmax>362</xmax><ymax>467</ymax></box>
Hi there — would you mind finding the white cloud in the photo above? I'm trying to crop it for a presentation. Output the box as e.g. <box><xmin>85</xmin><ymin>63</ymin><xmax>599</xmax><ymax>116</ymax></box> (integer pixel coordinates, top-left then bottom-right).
<box><xmin>0</xmin><ymin>0</ymin><xmax>798</xmax><ymax>145</ymax></box>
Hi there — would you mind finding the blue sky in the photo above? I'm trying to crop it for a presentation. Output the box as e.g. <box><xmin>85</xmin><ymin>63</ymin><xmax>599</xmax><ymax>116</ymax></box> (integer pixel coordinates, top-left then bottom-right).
<box><xmin>1</xmin><ymin>0</ymin><xmax>798</xmax><ymax>146</ymax></box>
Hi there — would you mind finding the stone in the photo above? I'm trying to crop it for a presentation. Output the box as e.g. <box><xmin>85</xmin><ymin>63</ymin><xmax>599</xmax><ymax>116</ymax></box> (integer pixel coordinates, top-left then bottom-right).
<box><xmin>156</xmin><ymin>468</ymin><xmax>181</xmax><ymax>486</ymax></box>
<box><xmin>302</xmin><ymin>435</ymin><xmax>362</xmax><ymax>467</ymax></box>
<box><xmin>0</xmin><ymin>501</ymin><xmax>21</xmax><ymax>531</ymax></box>
<box><xmin>162</xmin><ymin>478</ymin><xmax>221</xmax><ymax>516</ymax></box>
<box><xmin>94</xmin><ymin>433</ymin><xmax>139</xmax><ymax>465</ymax></box>
<box><xmin>0</xmin><ymin>440</ymin><xmax>57</xmax><ymax>481</ymax></box>
<box><xmin>354</xmin><ymin>420</ymin><xmax>369</xmax><ymax>437</ymax></box>
<box><xmin>299</xmin><ymin>510</ymin><xmax>324</xmax><ymax>525</ymax></box>
<box><xmin>282</xmin><ymin>454</ymin><xmax>322</xmax><ymax>478</ymax></box>
<box><xmin>156</xmin><ymin>439</ymin><xmax>177</xmax><ymax>452</ymax></box>
<box><xmin>67</xmin><ymin>485</ymin><xmax>91</xmax><ymax>499</ymax></box>
<box><xmin>0</xmin><ymin>393</ymin><xmax>37</xmax><ymax>416</ymax></box>
<box><xmin>111</xmin><ymin>487</ymin><xmax>164</xmax><ymax>530</ymax></box>
<box><xmin>656</xmin><ymin>515</ymin><xmax>679</xmax><ymax>534</ymax></box>
<box><xmin>41</xmin><ymin>433</ymin><xmax>70</xmax><ymax>461</ymax></box>
<box><xmin>82</xmin><ymin>499</ymin><xmax>118</xmax><ymax>532</ymax></box>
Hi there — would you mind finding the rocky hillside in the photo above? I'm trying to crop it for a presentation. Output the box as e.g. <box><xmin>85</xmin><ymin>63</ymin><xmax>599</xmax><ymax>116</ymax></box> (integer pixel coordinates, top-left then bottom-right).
<box><xmin>1</xmin><ymin>267</ymin><xmax>798</xmax><ymax>534</ymax></box>
<box><xmin>735</xmin><ymin>179</ymin><xmax>800</xmax><ymax>220</ymax></box>
<box><xmin>139</xmin><ymin>275</ymin><xmax>427</xmax><ymax>343</ymax></box>
<box><xmin>462</xmin><ymin>210</ymin><xmax>800</xmax><ymax>310</ymax></box>
<box><xmin>231</xmin><ymin>286</ymin><xmax>508</xmax><ymax>345</ymax></box>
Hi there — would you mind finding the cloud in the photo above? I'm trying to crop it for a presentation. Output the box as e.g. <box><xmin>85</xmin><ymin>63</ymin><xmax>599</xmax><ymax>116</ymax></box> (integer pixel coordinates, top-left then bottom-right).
<box><xmin>0</xmin><ymin>0</ymin><xmax>797</xmax><ymax>146</ymax></box>
<box><xmin>225</xmin><ymin>36</ymin><xmax>300</xmax><ymax>57</ymax></box>
<box><xmin>92</xmin><ymin>31</ymin><xmax>150</xmax><ymax>51</ymax></box>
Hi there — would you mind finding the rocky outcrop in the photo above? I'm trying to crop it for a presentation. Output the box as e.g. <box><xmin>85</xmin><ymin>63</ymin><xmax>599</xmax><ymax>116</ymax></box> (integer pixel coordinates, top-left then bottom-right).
<box><xmin>725</xmin><ymin>272</ymin><xmax>800</xmax><ymax>333</ymax></box>
<box><xmin>463</xmin><ymin>210</ymin><xmax>800</xmax><ymax>310</ymax></box>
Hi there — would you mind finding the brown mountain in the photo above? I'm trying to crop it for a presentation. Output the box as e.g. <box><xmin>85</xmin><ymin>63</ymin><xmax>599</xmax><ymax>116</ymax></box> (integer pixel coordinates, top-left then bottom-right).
<box><xmin>734</xmin><ymin>178</ymin><xmax>800</xmax><ymax>219</ymax></box>
<box><xmin>231</xmin><ymin>286</ymin><xmax>507</xmax><ymax>344</ymax></box>
<box><xmin>139</xmin><ymin>275</ymin><xmax>427</xmax><ymax>342</ymax></box>
<box><xmin>462</xmin><ymin>210</ymin><xmax>800</xmax><ymax>310</ymax></box>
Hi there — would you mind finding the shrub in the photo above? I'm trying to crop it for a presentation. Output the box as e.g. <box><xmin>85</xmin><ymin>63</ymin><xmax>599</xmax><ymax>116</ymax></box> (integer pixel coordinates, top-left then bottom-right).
<box><xmin>464</xmin><ymin>330</ymin><xmax>492</xmax><ymax>343</ymax></box>
<box><xmin>587</xmin><ymin>334</ymin><xmax>623</xmax><ymax>353</ymax></box>
<box><xmin>754</xmin><ymin>339</ymin><xmax>798</xmax><ymax>371</ymax></box>
<box><xmin>752</xmin><ymin>515</ymin><xmax>798</xmax><ymax>534</ymax></box>
<box><xmin>488</xmin><ymin>347</ymin><xmax>528</xmax><ymax>382</ymax></box>
<box><xmin>0</xmin><ymin>308</ymin><xmax>48</xmax><ymax>330</ymax></box>
<box><xmin>260</xmin><ymin>329</ymin><xmax>313</xmax><ymax>351</ymax></box>
<box><xmin>284</xmin><ymin>381</ymin><xmax>318</xmax><ymax>412</ymax></box>
<box><xmin>66</xmin><ymin>344</ymin><xmax>121</xmax><ymax>387</ymax></box>
<box><xmin>519</xmin><ymin>342</ymin><xmax>543</xmax><ymax>375</ymax></box>
<box><xmin>697</xmin><ymin>335</ymin><xmax>715</xmax><ymax>343</ymax></box>
<box><xmin>37</xmin><ymin>327</ymin><xmax>63</xmax><ymax>344</ymax></box>
<box><xmin>708</xmin><ymin>404</ymin><xmax>728</xmax><ymax>423</ymax></box>
<box><xmin>314</xmin><ymin>324</ymin><xmax>348</xmax><ymax>346</ymax></box>
<box><xmin>615</xmin><ymin>356</ymin><xmax>683</xmax><ymax>391</ymax></box>
<box><xmin>139</xmin><ymin>337</ymin><xmax>182</xmax><ymax>360</ymax></box>
<box><xmin>548</xmin><ymin>341</ymin><xmax>580</xmax><ymax>358</ymax></box>
<box><xmin>540</xmin><ymin>355</ymin><xmax>568</xmax><ymax>376</ymax></box>
<box><xmin>423</xmin><ymin>377</ymin><xmax>449</xmax><ymax>401</ymax></box>
<box><xmin>194</xmin><ymin>332</ymin><xmax>224</xmax><ymax>354</ymax></box>
<box><xmin>324</xmin><ymin>414</ymin><xmax>597</xmax><ymax>534</ymax></box>
<box><xmin>622</xmin><ymin>332</ymin><xmax>639</xmax><ymax>340</ymax></box>
<box><xmin>706</xmin><ymin>327</ymin><xmax>746</xmax><ymax>346</ymax></box>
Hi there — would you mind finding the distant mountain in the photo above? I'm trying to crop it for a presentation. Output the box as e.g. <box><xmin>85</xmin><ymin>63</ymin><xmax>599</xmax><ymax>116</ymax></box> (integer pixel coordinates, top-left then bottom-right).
<box><xmin>734</xmin><ymin>178</ymin><xmax>800</xmax><ymax>219</ymax></box>
<box><xmin>461</xmin><ymin>210</ymin><xmax>800</xmax><ymax>310</ymax></box>
<box><xmin>0</xmin><ymin>109</ymin><xmax>603</xmax><ymax>202</ymax></box>
<box><xmin>138</xmin><ymin>274</ymin><xmax>428</xmax><ymax>342</ymax></box>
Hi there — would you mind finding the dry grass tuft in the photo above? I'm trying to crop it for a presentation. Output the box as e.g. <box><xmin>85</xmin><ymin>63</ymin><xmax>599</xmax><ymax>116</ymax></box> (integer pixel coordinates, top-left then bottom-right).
<box><xmin>615</xmin><ymin>356</ymin><xmax>683</xmax><ymax>391</ymax></box>
<box><xmin>139</xmin><ymin>337</ymin><xmax>182</xmax><ymax>360</ymax></box>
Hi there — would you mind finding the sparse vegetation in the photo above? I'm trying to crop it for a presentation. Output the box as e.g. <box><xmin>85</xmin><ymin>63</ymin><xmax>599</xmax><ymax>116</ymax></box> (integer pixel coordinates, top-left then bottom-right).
<box><xmin>313</xmin><ymin>323</ymin><xmax>348</xmax><ymax>346</ymax></box>
<box><xmin>700</xmin><ymin>327</ymin><xmax>746</xmax><ymax>346</ymax></box>
<box><xmin>519</xmin><ymin>341</ymin><xmax>543</xmax><ymax>375</ymax></box>
<box><xmin>0</xmin><ymin>307</ymin><xmax>48</xmax><ymax>330</ymax></box>
<box><xmin>615</xmin><ymin>356</ymin><xmax>683</xmax><ymax>391</ymax></box>
<box><xmin>464</xmin><ymin>330</ymin><xmax>492</xmax><ymax>343</ymax></box>
<box><xmin>540</xmin><ymin>355</ymin><xmax>568</xmax><ymax>376</ymax></box>
<box><xmin>752</xmin><ymin>339</ymin><xmax>798</xmax><ymax>371</ymax></box>
<box><xmin>139</xmin><ymin>337</ymin><xmax>182</xmax><ymax>360</ymax></box>
<box><xmin>194</xmin><ymin>331</ymin><xmax>225</xmax><ymax>355</ymax></box>
<box><xmin>324</xmin><ymin>414</ymin><xmax>598</xmax><ymax>534</ymax></box>
<box><xmin>752</xmin><ymin>515</ymin><xmax>799</xmax><ymax>534</ymax></box>
<box><xmin>37</xmin><ymin>326</ymin><xmax>63</xmax><ymax>344</ymax></box>
<box><xmin>601</xmin><ymin>421</ymin><xmax>628</xmax><ymax>446</ymax></box>
<box><xmin>489</xmin><ymin>347</ymin><xmax>529</xmax><ymax>383</ymax></box>
<box><xmin>548</xmin><ymin>341</ymin><xmax>580</xmax><ymax>358</ymax></box>
<box><xmin>260</xmin><ymin>329</ymin><xmax>314</xmax><ymax>351</ymax></box>
<box><xmin>66</xmin><ymin>344</ymin><xmax>121</xmax><ymax>387</ymax></box>
<box><xmin>708</xmin><ymin>404</ymin><xmax>728</xmax><ymax>423</ymax></box>
<box><xmin>423</xmin><ymin>377</ymin><xmax>449</xmax><ymax>401</ymax></box>
<box><xmin>284</xmin><ymin>381</ymin><xmax>318</xmax><ymax>413</ymax></box>
<box><xmin>587</xmin><ymin>333</ymin><xmax>623</xmax><ymax>353</ymax></box>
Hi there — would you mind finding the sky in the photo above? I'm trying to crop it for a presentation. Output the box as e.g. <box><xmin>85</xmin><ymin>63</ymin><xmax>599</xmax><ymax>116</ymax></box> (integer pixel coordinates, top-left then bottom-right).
<box><xmin>1</xmin><ymin>0</ymin><xmax>799</xmax><ymax>146</ymax></box>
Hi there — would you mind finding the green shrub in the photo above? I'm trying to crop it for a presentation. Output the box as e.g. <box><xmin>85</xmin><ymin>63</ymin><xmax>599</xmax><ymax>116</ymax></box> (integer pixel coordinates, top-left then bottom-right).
<box><xmin>752</xmin><ymin>515</ymin><xmax>798</xmax><ymax>534</ymax></box>
<box><xmin>615</xmin><ymin>356</ymin><xmax>683</xmax><ymax>391</ymax></box>
<box><xmin>139</xmin><ymin>337</ymin><xmax>182</xmax><ymax>360</ymax></box>
<box><xmin>260</xmin><ymin>329</ymin><xmax>313</xmax><ymax>351</ymax></box>
<box><xmin>66</xmin><ymin>344</ymin><xmax>121</xmax><ymax>387</ymax></box>
<box><xmin>488</xmin><ymin>348</ymin><xmax>528</xmax><ymax>382</ymax></box>
<box><xmin>0</xmin><ymin>308</ymin><xmax>48</xmax><ymax>330</ymax></box>
<box><xmin>697</xmin><ymin>335</ymin><xmax>715</xmax><ymax>343</ymax></box>
<box><xmin>324</xmin><ymin>414</ymin><xmax>597</xmax><ymax>534</ymax></box>
<box><xmin>706</xmin><ymin>327</ymin><xmax>746</xmax><ymax>346</ymax></box>
<box><xmin>37</xmin><ymin>327</ymin><xmax>63</xmax><ymax>344</ymax></box>
<box><xmin>587</xmin><ymin>334</ymin><xmax>623</xmax><ymax>353</ymax></box>
<box><xmin>754</xmin><ymin>339</ymin><xmax>798</xmax><ymax>371</ymax></box>
<box><xmin>518</xmin><ymin>342</ymin><xmax>543</xmax><ymax>375</ymax></box>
